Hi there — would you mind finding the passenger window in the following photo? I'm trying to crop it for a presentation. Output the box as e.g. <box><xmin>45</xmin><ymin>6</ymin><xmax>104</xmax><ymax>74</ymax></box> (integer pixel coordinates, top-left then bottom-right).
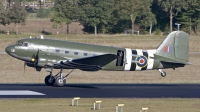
<box><xmin>74</xmin><ymin>52</ymin><xmax>78</xmax><ymax>55</ymax></box>
<box><xmin>23</xmin><ymin>42</ymin><xmax>28</xmax><ymax>47</ymax></box>
<box><xmin>55</xmin><ymin>49</ymin><xmax>60</xmax><ymax>53</ymax></box>
<box><xmin>65</xmin><ymin>51</ymin><xmax>69</xmax><ymax>54</ymax></box>
<box><xmin>84</xmin><ymin>53</ymin><xmax>88</xmax><ymax>56</ymax></box>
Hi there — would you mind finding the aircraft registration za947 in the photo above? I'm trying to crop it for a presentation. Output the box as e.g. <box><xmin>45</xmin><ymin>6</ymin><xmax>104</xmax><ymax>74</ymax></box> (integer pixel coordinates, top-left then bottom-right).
<box><xmin>5</xmin><ymin>31</ymin><xmax>192</xmax><ymax>87</ymax></box>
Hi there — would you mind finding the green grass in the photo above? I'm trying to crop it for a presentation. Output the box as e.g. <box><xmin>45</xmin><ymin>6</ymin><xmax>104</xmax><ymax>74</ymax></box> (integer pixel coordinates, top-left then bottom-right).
<box><xmin>0</xmin><ymin>34</ymin><xmax>200</xmax><ymax>112</ymax></box>
<box><xmin>0</xmin><ymin>34</ymin><xmax>200</xmax><ymax>84</ymax></box>
<box><xmin>0</xmin><ymin>34</ymin><xmax>200</xmax><ymax>52</ymax></box>
<box><xmin>0</xmin><ymin>98</ymin><xmax>199</xmax><ymax>112</ymax></box>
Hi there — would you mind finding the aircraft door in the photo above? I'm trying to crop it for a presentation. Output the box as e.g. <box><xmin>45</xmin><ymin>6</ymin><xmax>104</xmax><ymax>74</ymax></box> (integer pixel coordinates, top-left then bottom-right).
<box><xmin>116</xmin><ymin>50</ymin><xmax>124</xmax><ymax>66</ymax></box>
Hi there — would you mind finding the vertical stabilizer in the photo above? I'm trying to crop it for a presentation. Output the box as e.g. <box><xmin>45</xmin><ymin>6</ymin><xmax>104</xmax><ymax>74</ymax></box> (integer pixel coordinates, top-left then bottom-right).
<box><xmin>155</xmin><ymin>31</ymin><xmax>189</xmax><ymax>63</ymax></box>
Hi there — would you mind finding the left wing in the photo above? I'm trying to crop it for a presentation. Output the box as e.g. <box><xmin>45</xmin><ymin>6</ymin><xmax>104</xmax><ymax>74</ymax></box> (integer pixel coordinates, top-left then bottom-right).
<box><xmin>58</xmin><ymin>54</ymin><xmax>117</xmax><ymax>71</ymax></box>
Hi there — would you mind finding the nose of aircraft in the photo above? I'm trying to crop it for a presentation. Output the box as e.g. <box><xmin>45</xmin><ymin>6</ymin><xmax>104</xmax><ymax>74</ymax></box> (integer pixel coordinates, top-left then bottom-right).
<box><xmin>5</xmin><ymin>45</ymin><xmax>15</xmax><ymax>54</ymax></box>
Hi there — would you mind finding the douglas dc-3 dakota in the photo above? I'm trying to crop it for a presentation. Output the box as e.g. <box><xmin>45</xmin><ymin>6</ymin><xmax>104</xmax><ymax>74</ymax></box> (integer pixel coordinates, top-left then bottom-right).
<box><xmin>5</xmin><ymin>31</ymin><xmax>191</xmax><ymax>87</ymax></box>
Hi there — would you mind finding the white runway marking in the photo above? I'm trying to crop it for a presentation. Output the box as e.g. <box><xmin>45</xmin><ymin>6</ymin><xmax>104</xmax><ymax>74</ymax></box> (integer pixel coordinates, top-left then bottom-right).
<box><xmin>0</xmin><ymin>52</ymin><xmax>6</xmax><ymax>54</ymax></box>
<box><xmin>0</xmin><ymin>90</ymin><xmax>45</xmax><ymax>95</ymax></box>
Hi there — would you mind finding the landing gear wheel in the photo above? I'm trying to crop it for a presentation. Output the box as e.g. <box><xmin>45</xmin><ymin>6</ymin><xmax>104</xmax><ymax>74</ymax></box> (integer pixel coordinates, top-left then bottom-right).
<box><xmin>55</xmin><ymin>77</ymin><xmax>66</xmax><ymax>87</ymax></box>
<box><xmin>161</xmin><ymin>71</ymin><xmax>166</xmax><ymax>77</ymax></box>
<box><xmin>45</xmin><ymin>75</ymin><xmax>55</xmax><ymax>86</ymax></box>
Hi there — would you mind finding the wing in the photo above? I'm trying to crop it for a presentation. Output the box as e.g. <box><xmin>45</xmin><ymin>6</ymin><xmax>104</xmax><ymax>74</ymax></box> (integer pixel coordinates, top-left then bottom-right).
<box><xmin>58</xmin><ymin>54</ymin><xmax>117</xmax><ymax>71</ymax></box>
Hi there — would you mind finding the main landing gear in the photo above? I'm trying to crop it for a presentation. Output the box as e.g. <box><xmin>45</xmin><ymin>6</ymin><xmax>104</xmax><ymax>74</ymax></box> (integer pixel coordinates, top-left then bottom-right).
<box><xmin>158</xmin><ymin>69</ymin><xmax>166</xmax><ymax>77</ymax></box>
<box><xmin>44</xmin><ymin>68</ymin><xmax>74</xmax><ymax>87</ymax></box>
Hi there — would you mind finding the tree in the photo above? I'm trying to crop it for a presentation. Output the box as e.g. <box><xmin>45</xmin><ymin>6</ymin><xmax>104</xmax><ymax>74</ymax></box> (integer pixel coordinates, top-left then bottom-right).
<box><xmin>0</xmin><ymin>2</ymin><xmax>11</xmax><ymax>26</ymax></box>
<box><xmin>9</xmin><ymin>0</ymin><xmax>27</xmax><ymax>34</ymax></box>
<box><xmin>175</xmin><ymin>2</ymin><xmax>195</xmax><ymax>33</ymax></box>
<box><xmin>0</xmin><ymin>3</ymin><xmax>4</xmax><ymax>19</ymax></box>
<box><xmin>51</xmin><ymin>0</ymin><xmax>80</xmax><ymax>34</ymax></box>
<box><xmin>117</xmin><ymin>0</ymin><xmax>151</xmax><ymax>34</ymax></box>
<box><xmin>97</xmin><ymin>0</ymin><xmax>115</xmax><ymax>34</ymax></box>
<box><xmin>193</xmin><ymin>0</ymin><xmax>200</xmax><ymax>34</ymax></box>
<box><xmin>141</xmin><ymin>12</ymin><xmax>157</xmax><ymax>35</ymax></box>
<box><xmin>79</xmin><ymin>0</ymin><xmax>115</xmax><ymax>35</ymax></box>
<box><xmin>158</xmin><ymin>0</ymin><xmax>190</xmax><ymax>32</ymax></box>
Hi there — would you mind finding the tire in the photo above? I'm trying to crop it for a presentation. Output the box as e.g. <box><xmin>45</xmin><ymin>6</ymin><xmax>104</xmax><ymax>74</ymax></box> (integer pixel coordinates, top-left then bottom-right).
<box><xmin>44</xmin><ymin>75</ymin><xmax>55</xmax><ymax>86</ymax></box>
<box><xmin>161</xmin><ymin>72</ymin><xmax>166</xmax><ymax>77</ymax></box>
<box><xmin>55</xmin><ymin>77</ymin><xmax>66</xmax><ymax>87</ymax></box>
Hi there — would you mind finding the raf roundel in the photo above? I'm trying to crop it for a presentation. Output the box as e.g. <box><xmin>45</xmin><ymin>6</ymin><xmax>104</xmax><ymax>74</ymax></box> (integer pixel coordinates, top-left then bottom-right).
<box><xmin>136</xmin><ymin>56</ymin><xmax>148</xmax><ymax>68</ymax></box>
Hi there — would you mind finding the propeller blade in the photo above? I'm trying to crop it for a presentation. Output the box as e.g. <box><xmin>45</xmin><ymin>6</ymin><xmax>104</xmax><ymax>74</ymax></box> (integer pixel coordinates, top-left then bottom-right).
<box><xmin>24</xmin><ymin>62</ymin><xmax>26</xmax><ymax>73</ymax></box>
<box><xmin>35</xmin><ymin>49</ymin><xmax>39</xmax><ymax>60</ymax></box>
<box><xmin>34</xmin><ymin>49</ymin><xmax>40</xmax><ymax>70</ymax></box>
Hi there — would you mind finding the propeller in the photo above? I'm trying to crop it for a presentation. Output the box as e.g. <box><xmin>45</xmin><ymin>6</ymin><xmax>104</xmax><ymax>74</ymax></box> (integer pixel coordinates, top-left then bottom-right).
<box><xmin>34</xmin><ymin>49</ymin><xmax>39</xmax><ymax>68</ymax></box>
<box><xmin>31</xmin><ymin>49</ymin><xmax>40</xmax><ymax>70</ymax></box>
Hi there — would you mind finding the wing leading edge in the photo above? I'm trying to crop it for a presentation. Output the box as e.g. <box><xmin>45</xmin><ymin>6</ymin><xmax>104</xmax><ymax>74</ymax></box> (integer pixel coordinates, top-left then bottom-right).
<box><xmin>58</xmin><ymin>54</ymin><xmax>117</xmax><ymax>71</ymax></box>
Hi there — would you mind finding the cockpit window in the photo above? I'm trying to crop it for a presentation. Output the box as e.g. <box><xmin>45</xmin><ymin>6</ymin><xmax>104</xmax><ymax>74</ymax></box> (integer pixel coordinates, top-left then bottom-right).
<box><xmin>16</xmin><ymin>42</ymin><xmax>23</xmax><ymax>46</ymax></box>
<box><xmin>23</xmin><ymin>42</ymin><xmax>28</xmax><ymax>47</ymax></box>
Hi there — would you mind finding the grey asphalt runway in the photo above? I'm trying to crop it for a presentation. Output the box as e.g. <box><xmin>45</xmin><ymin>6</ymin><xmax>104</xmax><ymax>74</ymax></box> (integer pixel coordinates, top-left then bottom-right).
<box><xmin>0</xmin><ymin>83</ymin><xmax>200</xmax><ymax>98</ymax></box>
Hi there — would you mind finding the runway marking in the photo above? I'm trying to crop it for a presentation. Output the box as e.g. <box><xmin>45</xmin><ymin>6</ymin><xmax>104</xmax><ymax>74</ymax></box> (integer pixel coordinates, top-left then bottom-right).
<box><xmin>0</xmin><ymin>90</ymin><xmax>45</xmax><ymax>95</ymax></box>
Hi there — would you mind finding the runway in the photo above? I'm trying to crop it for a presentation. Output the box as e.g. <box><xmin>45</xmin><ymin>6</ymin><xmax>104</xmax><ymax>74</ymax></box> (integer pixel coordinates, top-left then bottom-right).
<box><xmin>0</xmin><ymin>83</ymin><xmax>200</xmax><ymax>98</ymax></box>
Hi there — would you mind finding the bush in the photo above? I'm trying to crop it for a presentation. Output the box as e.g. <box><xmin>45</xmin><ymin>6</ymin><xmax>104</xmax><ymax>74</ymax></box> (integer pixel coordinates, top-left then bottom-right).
<box><xmin>41</xmin><ymin>30</ymin><xmax>52</xmax><ymax>35</ymax></box>
<box><xmin>0</xmin><ymin>30</ymin><xmax>6</xmax><ymax>34</ymax></box>
<box><xmin>140</xmin><ymin>29</ymin><xmax>148</xmax><ymax>35</ymax></box>
<box><xmin>155</xmin><ymin>29</ymin><xmax>161</xmax><ymax>35</ymax></box>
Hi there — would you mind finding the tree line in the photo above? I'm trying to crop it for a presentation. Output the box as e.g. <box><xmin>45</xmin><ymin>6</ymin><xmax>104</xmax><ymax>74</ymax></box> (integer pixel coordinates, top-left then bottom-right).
<box><xmin>0</xmin><ymin>0</ymin><xmax>27</xmax><ymax>34</ymax></box>
<box><xmin>0</xmin><ymin>0</ymin><xmax>200</xmax><ymax>35</ymax></box>
<box><xmin>50</xmin><ymin>0</ymin><xmax>200</xmax><ymax>35</ymax></box>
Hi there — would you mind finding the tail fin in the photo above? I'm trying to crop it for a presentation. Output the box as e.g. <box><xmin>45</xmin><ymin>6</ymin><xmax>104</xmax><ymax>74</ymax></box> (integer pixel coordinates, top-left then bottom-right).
<box><xmin>155</xmin><ymin>31</ymin><xmax>189</xmax><ymax>64</ymax></box>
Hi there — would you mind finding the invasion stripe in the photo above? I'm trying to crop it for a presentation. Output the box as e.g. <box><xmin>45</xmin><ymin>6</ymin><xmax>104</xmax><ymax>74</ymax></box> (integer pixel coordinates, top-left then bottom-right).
<box><xmin>124</xmin><ymin>48</ymin><xmax>132</xmax><ymax>71</ymax></box>
<box><xmin>147</xmin><ymin>49</ymin><xmax>156</xmax><ymax>70</ymax></box>
<box><xmin>135</xmin><ymin>49</ymin><xmax>143</xmax><ymax>71</ymax></box>
<box><xmin>141</xmin><ymin>51</ymin><xmax>149</xmax><ymax>70</ymax></box>
<box><xmin>130</xmin><ymin>50</ymin><xmax>137</xmax><ymax>71</ymax></box>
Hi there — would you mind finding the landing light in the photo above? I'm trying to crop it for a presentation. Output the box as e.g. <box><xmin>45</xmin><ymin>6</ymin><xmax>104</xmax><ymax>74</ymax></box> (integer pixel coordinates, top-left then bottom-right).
<box><xmin>31</xmin><ymin>58</ymin><xmax>35</xmax><ymax>62</ymax></box>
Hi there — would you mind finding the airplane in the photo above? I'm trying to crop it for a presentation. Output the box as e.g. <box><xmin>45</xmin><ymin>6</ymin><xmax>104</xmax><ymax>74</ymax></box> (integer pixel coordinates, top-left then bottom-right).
<box><xmin>5</xmin><ymin>31</ymin><xmax>192</xmax><ymax>87</ymax></box>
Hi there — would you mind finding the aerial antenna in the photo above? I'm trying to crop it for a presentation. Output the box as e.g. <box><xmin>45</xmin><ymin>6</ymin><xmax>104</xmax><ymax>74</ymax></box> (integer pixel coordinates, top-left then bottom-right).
<box><xmin>175</xmin><ymin>23</ymin><xmax>181</xmax><ymax>31</ymax></box>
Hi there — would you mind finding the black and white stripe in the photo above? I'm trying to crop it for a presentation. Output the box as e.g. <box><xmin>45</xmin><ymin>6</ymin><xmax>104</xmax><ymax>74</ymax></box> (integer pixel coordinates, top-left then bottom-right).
<box><xmin>130</xmin><ymin>50</ymin><xmax>137</xmax><ymax>71</ymax></box>
<box><xmin>124</xmin><ymin>48</ymin><xmax>156</xmax><ymax>71</ymax></box>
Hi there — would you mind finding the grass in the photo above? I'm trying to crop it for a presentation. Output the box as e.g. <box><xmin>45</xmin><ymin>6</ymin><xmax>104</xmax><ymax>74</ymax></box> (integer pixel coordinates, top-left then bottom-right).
<box><xmin>0</xmin><ymin>34</ymin><xmax>199</xmax><ymax>84</ymax></box>
<box><xmin>0</xmin><ymin>34</ymin><xmax>200</xmax><ymax>112</ymax></box>
<box><xmin>0</xmin><ymin>54</ymin><xmax>199</xmax><ymax>84</ymax></box>
<box><xmin>0</xmin><ymin>98</ymin><xmax>199</xmax><ymax>112</ymax></box>
<box><xmin>0</xmin><ymin>34</ymin><xmax>200</xmax><ymax>52</ymax></box>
